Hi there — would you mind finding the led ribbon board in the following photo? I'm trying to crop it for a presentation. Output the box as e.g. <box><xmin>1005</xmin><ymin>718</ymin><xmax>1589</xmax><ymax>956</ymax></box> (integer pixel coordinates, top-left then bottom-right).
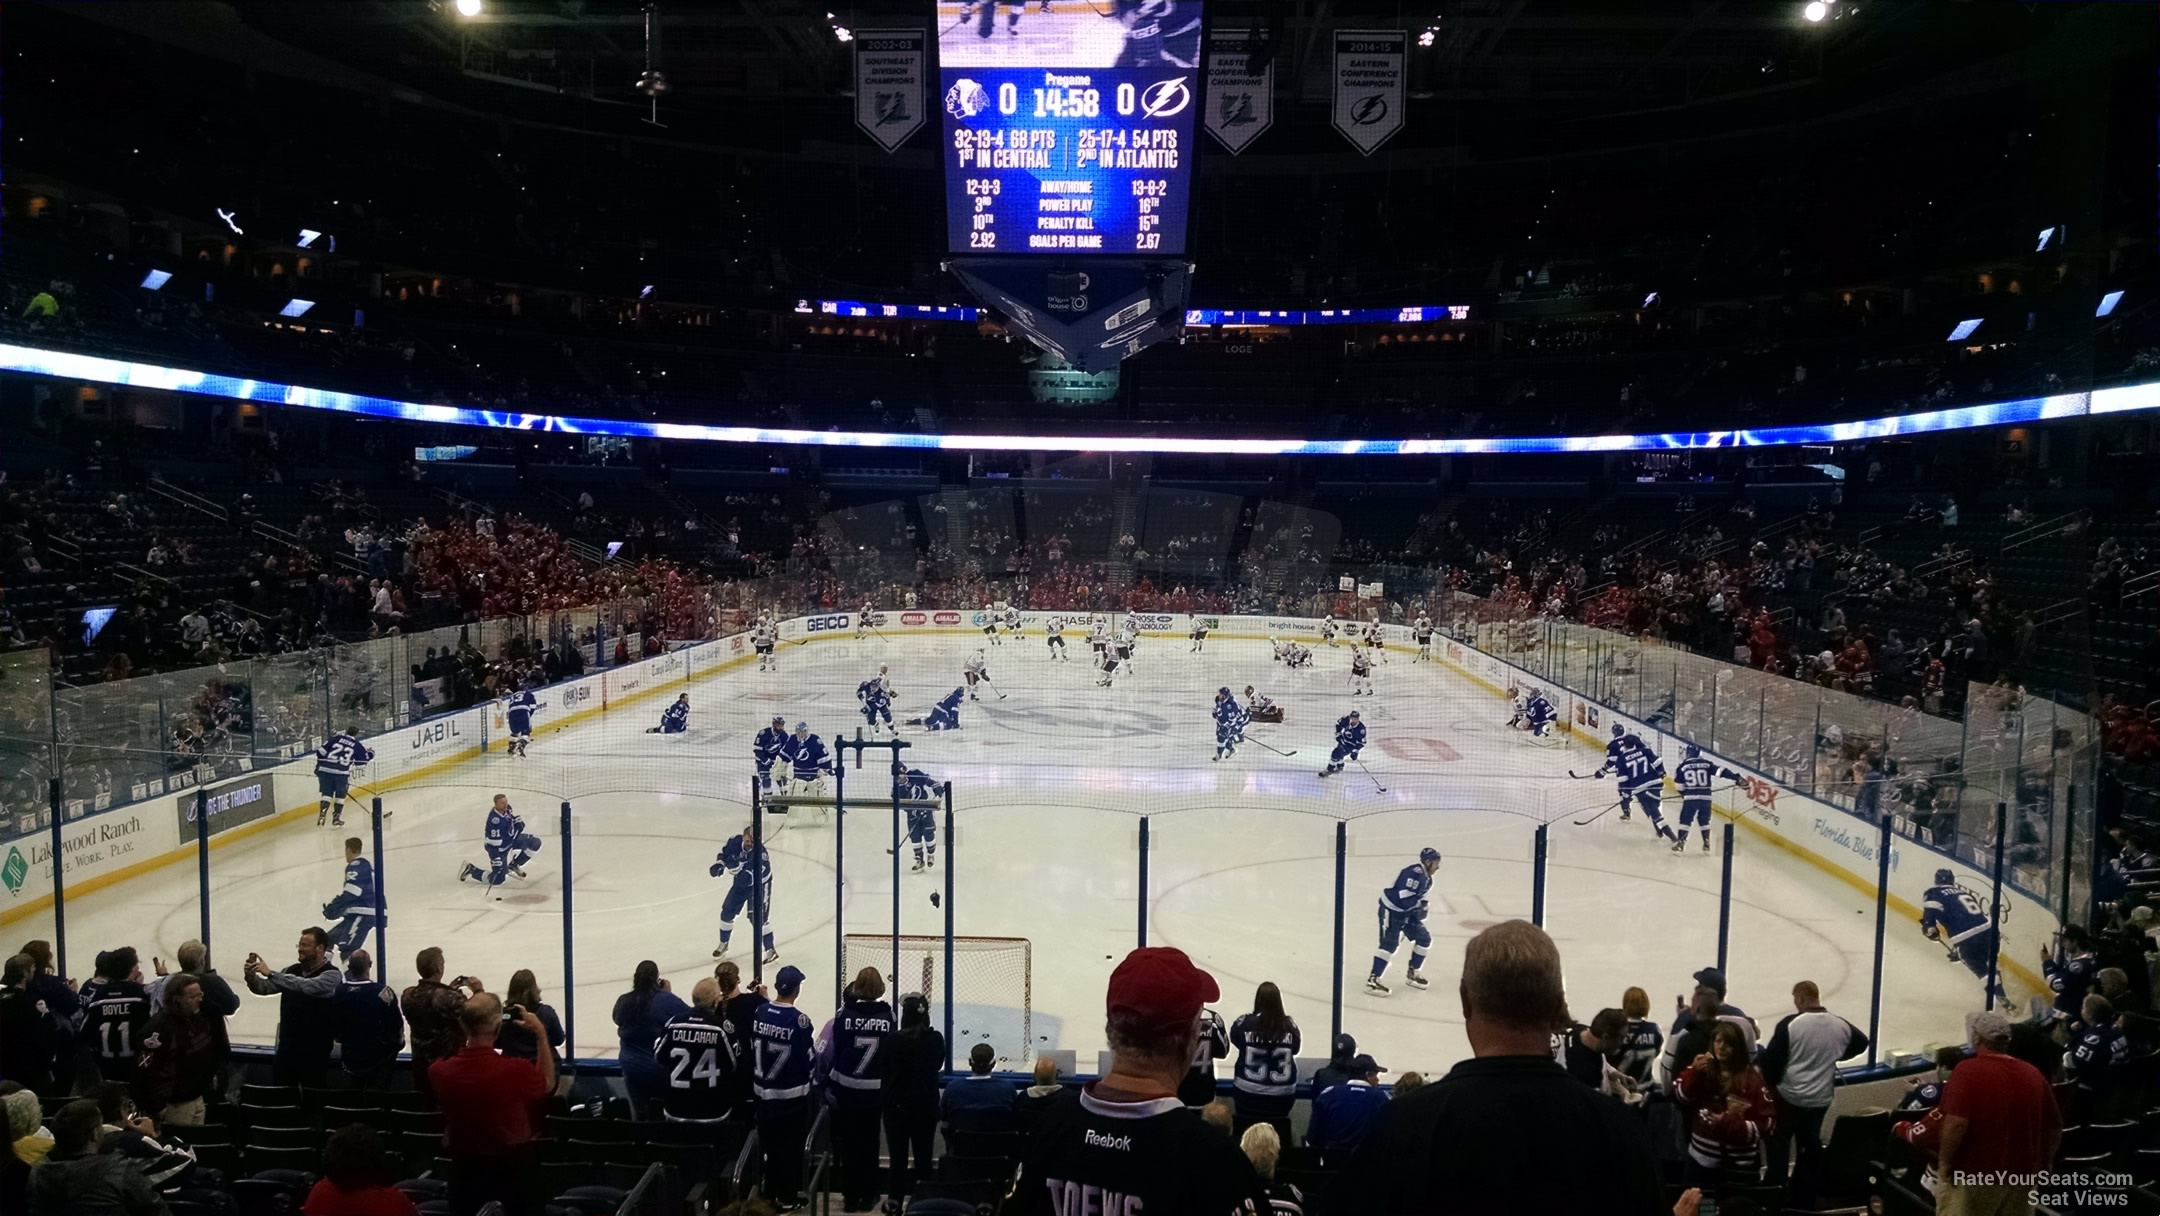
<box><xmin>2</xmin><ymin>343</ymin><xmax>2151</xmax><ymax>455</ymax></box>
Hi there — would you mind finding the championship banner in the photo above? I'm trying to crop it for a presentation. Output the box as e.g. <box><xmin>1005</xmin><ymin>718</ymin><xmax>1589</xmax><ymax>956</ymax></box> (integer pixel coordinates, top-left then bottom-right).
<box><xmin>1203</xmin><ymin>27</ymin><xmax>1273</xmax><ymax>154</ymax></box>
<box><xmin>1337</xmin><ymin>575</ymin><xmax>1356</xmax><ymax>592</ymax></box>
<box><xmin>1331</xmin><ymin>30</ymin><xmax>1406</xmax><ymax>156</ymax></box>
<box><xmin>854</xmin><ymin>28</ymin><xmax>926</xmax><ymax>153</ymax></box>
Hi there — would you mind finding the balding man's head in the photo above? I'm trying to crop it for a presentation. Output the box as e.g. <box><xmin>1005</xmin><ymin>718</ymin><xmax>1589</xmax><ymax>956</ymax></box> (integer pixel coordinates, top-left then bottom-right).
<box><xmin>691</xmin><ymin>977</ymin><xmax>721</xmax><ymax>1010</ymax></box>
<box><xmin>1459</xmin><ymin>921</ymin><xmax>1569</xmax><ymax>1049</ymax></box>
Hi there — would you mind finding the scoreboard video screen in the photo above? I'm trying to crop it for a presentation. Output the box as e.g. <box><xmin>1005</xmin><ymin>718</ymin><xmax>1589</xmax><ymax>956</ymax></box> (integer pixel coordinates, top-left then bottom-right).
<box><xmin>939</xmin><ymin>0</ymin><xmax>1203</xmax><ymax>255</ymax></box>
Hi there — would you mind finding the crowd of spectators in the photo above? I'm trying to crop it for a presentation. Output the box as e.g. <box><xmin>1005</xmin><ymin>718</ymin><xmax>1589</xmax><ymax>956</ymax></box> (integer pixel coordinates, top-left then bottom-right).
<box><xmin>10</xmin><ymin>849</ymin><xmax>2160</xmax><ymax>1213</ymax></box>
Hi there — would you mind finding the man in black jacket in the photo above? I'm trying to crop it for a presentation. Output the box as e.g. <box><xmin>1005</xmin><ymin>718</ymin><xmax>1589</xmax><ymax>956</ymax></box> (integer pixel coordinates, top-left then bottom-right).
<box><xmin>332</xmin><ymin>950</ymin><xmax>404</xmax><ymax>1091</ymax></box>
<box><xmin>243</xmin><ymin>928</ymin><xmax>341</xmax><ymax>1087</ymax></box>
<box><xmin>1327</xmin><ymin>921</ymin><xmax>1665</xmax><ymax>1215</ymax></box>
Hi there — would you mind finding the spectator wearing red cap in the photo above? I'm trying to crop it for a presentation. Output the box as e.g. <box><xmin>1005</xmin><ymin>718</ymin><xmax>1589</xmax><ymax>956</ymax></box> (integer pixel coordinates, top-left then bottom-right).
<box><xmin>1328</xmin><ymin>921</ymin><xmax>1666</xmax><ymax>1215</ymax></box>
<box><xmin>1006</xmin><ymin>947</ymin><xmax>1270</xmax><ymax>1215</ymax></box>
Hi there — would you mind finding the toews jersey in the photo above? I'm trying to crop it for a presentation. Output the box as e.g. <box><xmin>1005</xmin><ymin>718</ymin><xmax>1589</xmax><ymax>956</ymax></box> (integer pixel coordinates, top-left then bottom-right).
<box><xmin>655</xmin><ymin>1009</ymin><xmax>740</xmax><ymax>1122</ymax></box>
<box><xmin>1007</xmin><ymin>1086</ymin><xmax>1266</xmax><ymax>1216</ymax></box>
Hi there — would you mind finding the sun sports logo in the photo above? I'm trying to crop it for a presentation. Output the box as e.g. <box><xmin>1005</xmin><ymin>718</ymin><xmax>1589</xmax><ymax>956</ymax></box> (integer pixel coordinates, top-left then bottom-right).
<box><xmin>562</xmin><ymin>685</ymin><xmax>594</xmax><ymax>707</ymax></box>
<box><xmin>807</xmin><ymin>614</ymin><xmax>851</xmax><ymax>633</ymax></box>
<box><xmin>933</xmin><ymin>611</ymin><xmax>961</xmax><ymax>625</ymax></box>
<box><xmin>901</xmin><ymin>612</ymin><xmax>927</xmax><ymax>626</ymax></box>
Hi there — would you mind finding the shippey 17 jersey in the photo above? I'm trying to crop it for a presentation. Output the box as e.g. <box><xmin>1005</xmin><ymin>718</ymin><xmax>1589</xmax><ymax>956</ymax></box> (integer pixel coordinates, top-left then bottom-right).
<box><xmin>315</xmin><ymin>733</ymin><xmax>373</xmax><ymax>777</ymax></box>
<box><xmin>750</xmin><ymin>1001</ymin><xmax>817</xmax><ymax>1101</ymax></box>
<box><xmin>1920</xmin><ymin>882</ymin><xmax>1991</xmax><ymax>945</ymax></box>
<box><xmin>1606</xmin><ymin>734</ymin><xmax>1663</xmax><ymax>788</ymax></box>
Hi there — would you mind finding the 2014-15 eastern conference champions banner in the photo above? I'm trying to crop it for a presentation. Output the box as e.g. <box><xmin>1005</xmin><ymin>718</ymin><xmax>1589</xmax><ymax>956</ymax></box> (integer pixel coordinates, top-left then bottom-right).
<box><xmin>1332</xmin><ymin>29</ymin><xmax>1406</xmax><ymax>156</ymax></box>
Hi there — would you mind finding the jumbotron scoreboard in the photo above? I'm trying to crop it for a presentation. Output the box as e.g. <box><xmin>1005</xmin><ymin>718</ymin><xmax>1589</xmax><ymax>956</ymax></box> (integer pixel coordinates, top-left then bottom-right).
<box><xmin>939</xmin><ymin>0</ymin><xmax>1203</xmax><ymax>255</ymax></box>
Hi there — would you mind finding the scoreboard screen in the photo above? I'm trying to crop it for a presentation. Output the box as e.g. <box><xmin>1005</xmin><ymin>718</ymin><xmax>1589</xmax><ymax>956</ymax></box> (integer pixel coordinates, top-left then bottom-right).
<box><xmin>939</xmin><ymin>0</ymin><xmax>1202</xmax><ymax>256</ymax></box>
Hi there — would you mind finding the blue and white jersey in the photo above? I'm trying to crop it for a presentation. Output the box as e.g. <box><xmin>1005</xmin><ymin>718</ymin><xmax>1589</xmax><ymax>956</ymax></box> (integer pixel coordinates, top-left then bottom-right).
<box><xmin>1334</xmin><ymin>715</ymin><xmax>1367</xmax><ymax>750</ymax></box>
<box><xmin>1228</xmin><ymin>1014</ymin><xmax>1302</xmax><ymax>1099</ymax></box>
<box><xmin>660</xmin><ymin>700</ymin><xmax>691</xmax><ymax>733</ymax></box>
<box><xmin>315</xmin><ymin>733</ymin><xmax>374</xmax><ymax>778</ymax></box>
<box><xmin>896</xmin><ymin>768</ymin><xmax>940</xmax><ymax>801</ymax></box>
<box><xmin>782</xmin><ymin>733</ymin><xmax>831</xmax><ymax>780</ymax></box>
<box><xmin>1212</xmin><ymin>699</ymin><xmax>1247</xmax><ymax>731</ymax></box>
<box><xmin>934</xmin><ymin>689</ymin><xmax>964</xmax><ymax>716</ymax></box>
<box><xmin>1378</xmin><ymin>862</ymin><xmax>1434</xmax><ymax>915</ymax></box>
<box><xmin>857</xmin><ymin>679</ymin><xmax>890</xmax><ymax>709</ymax></box>
<box><xmin>750</xmin><ymin>1001</ymin><xmax>817</xmax><ymax>1102</ymax></box>
<box><xmin>325</xmin><ymin>857</ymin><xmax>379</xmax><ymax>919</ymax></box>
<box><xmin>505</xmin><ymin>690</ymin><xmax>539</xmax><ymax>733</ymax></box>
<box><xmin>1525</xmin><ymin>693</ymin><xmax>1557</xmax><ymax>727</ymax></box>
<box><xmin>754</xmin><ymin>725</ymin><xmax>791</xmax><ymax>767</ymax></box>
<box><xmin>825</xmin><ymin>998</ymin><xmax>895</xmax><ymax>1094</ymax></box>
<box><xmin>716</xmin><ymin>833</ymin><xmax>773</xmax><ymax>892</ymax></box>
<box><xmin>1674</xmin><ymin>756</ymin><xmax>1733</xmax><ymax>798</ymax></box>
<box><xmin>1605</xmin><ymin>734</ymin><xmax>1663</xmax><ymax>788</ymax></box>
<box><xmin>1920</xmin><ymin>882</ymin><xmax>1991</xmax><ymax>946</ymax></box>
<box><xmin>485</xmin><ymin>806</ymin><xmax>525</xmax><ymax>856</ymax></box>
<box><xmin>2046</xmin><ymin>951</ymin><xmax>2099</xmax><ymax>1018</ymax></box>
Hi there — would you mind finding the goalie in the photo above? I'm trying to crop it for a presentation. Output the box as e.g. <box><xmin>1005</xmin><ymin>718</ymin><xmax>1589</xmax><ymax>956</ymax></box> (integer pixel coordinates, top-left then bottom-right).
<box><xmin>1507</xmin><ymin>686</ymin><xmax>1559</xmax><ymax>738</ymax></box>
<box><xmin>1242</xmin><ymin>686</ymin><xmax>1284</xmax><ymax>724</ymax></box>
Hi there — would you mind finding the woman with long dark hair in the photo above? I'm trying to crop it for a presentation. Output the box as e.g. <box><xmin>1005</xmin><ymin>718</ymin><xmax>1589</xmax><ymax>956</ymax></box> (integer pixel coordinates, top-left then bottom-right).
<box><xmin>496</xmin><ymin>969</ymin><xmax>565</xmax><ymax>1079</ymax></box>
<box><xmin>1674</xmin><ymin>1019</ymin><xmax>1775</xmax><ymax>1194</ymax></box>
<box><xmin>880</xmin><ymin>993</ymin><xmax>947</xmax><ymax>1211</ymax></box>
<box><xmin>1229</xmin><ymin>981</ymin><xmax>1300</xmax><ymax>1141</ymax></box>
<box><xmin>612</xmin><ymin>960</ymin><xmax>688</xmax><ymax>1120</ymax></box>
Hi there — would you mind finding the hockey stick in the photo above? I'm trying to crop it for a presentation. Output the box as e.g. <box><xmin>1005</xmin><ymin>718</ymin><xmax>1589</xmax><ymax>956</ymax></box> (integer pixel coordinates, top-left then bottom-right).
<box><xmin>977</xmin><ymin>677</ymin><xmax>1008</xmax><ymax>700</ymax></box>
<box><xmin>1242</xmin><ymin>735</ymin><xmax>1298</xmax><ymax>758</ymax></box>
<box><xmin>1572</xmin><ymin>796</ymin><xmax>1629</xmax><ymax>827</ymax></box>
<box><xmin>1353</xmin><ymin>756</ymin><xmax>1387</xmax><ymax>793</ymax></box>
<box><xmin>1566</xmin><ymin>768</ymin><xmax>1605</xmax><ymax>780</ymax></box>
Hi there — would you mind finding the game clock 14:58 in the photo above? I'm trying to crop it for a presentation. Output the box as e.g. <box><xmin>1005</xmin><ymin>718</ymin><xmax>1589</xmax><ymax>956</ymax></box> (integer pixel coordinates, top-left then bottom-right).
<box><xmin>938</xmin><ymin>0</ymin><xmax>1203</xmax><ymax>256</ymax></box>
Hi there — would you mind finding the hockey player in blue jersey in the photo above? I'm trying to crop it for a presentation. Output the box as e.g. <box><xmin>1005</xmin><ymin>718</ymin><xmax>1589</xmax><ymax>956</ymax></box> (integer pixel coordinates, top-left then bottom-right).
<box><xmin>647</xmin><ymin>693</ymin><xmax>691</xmax><ymax>735</ymax></box>
<box><xmin>1670</xmin><ymin>744</ymin><xmax>1740</xmax><ymax>854</ymax></box>
<box><xmin>1317</xmin><ymin>710</ymin><xmax>1366</xmax><ymax>778</ymax></box>
<box><xmin>1508</xmin><ymin>688</ymin><xmax>1558</xmax><ymax>738</ymax></box>
<box><xmin>1921</xmin><ymin>867</ymin><xmax>2004</xmax><ymax>1001</ymax></box>
<box><xmin>710</xmin><ymin>822</ymin><xmax>777</xmax><ymax>963</ymax></box>
<box><xmin>503</xmin><ymin>688</ymin><xmax>539</xmax><ymax>757</ymax></box>
<box><xmin>779</xmin><ymin>722</ymin><xmax>833</xmax><ymax>794</ymax></box>
<box><xmin>322</xmin><ymin>836</ymin><xmax>381</xmax><ymax>961</ymax></box>
<box><xmin>2044</xmin><ymin>924</ymin><xmax>2098</xmax><ymax>1021</ymax></box>
<box><xmin>315</xmin><ymin>727</ymin><xmax>375</xmax><ymax>827</ymax></box>
<box><xmin>1367</xmin><ymin>847</ymin><xmax>1442</xmax><ymax>995</ymax></box>
<box><xmin>857</xmin><ymin>674</ymin><xmax>894</xmax><ymax>735</ymax></box>
<box><xmin>896</xmin><ymin>766</ymin><xmax>943</xmax><ymax>872</ymax></box>
<box><xmin>1595</xmin><ymin>723</ymin><xmax>1673</xmax><ymax>840</ymax></box>
<box><xmin>1212</xmin><ymin>687</ymin><xmax>1249</xmax><ymax>761</ymax></box>
<box><xmin>458</xmin><ymin>793</ymin><xmax>540</xmax><ymax>897</ymax></box>
<box><xmin>754</xmin><ymin>715</ymin><xmax>790</xmax><ymax>793</ymax></box>
<box><xmin>906</xmin><ymin>688</ymin><xmax>965</xmax><ymax>732</ymax></box>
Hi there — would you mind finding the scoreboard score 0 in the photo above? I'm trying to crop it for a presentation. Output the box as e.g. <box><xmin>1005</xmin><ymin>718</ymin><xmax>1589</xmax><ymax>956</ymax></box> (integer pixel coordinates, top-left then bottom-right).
<box><xmin>939</xmin><ymin>0</ymin><xmax>1202</xmax><ymax>256</ymax></box>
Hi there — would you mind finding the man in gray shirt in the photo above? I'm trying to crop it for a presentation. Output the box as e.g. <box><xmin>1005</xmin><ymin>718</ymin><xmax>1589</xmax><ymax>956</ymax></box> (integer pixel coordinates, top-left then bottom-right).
<box><xmin>1757</xmin><ymin>979</ymin><xmax>1870</xmax><ymax>1208</ymax></box>
<box><xmin>243</xmin><ymin>927</ymin><xmax>342</xmax><ymax>1087</ymax></box>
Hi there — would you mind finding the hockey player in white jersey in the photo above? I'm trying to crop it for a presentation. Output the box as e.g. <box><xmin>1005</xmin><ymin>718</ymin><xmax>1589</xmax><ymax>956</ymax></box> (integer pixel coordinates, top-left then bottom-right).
<box><xmin>1095</xmin><ymin>646</ymin><xmax>1124</xmax><ymax>688</ymax></box>
<box><xmin>1321</xmin><ymin>614</ymin><xmax>1340</xmax><ymax>647</ymax></box>
<box><xmin>1001</xmin><ymin>604</ymin><xmax>1020</xmax><ymax>637</ymax></box>
<box><xmin>1367</xmin><ymin>847</ymin><xmax>1441</xmax><ymax>994</ymax></box>
<box><xmin>853</xmin><ymin>601</ymin><xmax>877</xmax><ymax>639</ymax></box>
<box><xmin>1044</xmin><ymin>616</ymin><xmax>1070</xmax><ymax>661</ymax></box>
<box><xmin>964</xmin><ymin>650</ymin><xmax>990</xmax><ymax>701</ymax></box>
<box><xmin>1412</xmin><ymin>615</ymin><xmax>1434</xmax><ymax>662</ymax></box>
<box><xmin>1283</xmin><ymin>641</ymin><xmax>1313</xmax><ymax>669</ymax></box>
<box><xmin>1349</xmin><ymin>647</ymin><xmax>1375</xmax><ymax>697</ymax></box>
<box><xmin>1188</xmin><ymin>617</ymin><xmax>1209</xmax><ymax>653</ymax></box>
<box><xmin>1362</xmin><ymin>621</ymin><xmax>1388</xmax><ymax>660</ymax></box>
<box><xmin>981</xmin><ymin>603</ymin><xmax>1003</xmax><ymax>646</ymax></box>
<box><xmin>1088</xmin><ymin>618</ymin><xmax>1110</xmax><ymax>664</ymax></box>
<box><xmin>754</xmin><ymin>620</ymin><xmax>779</xmax><ymax>671</ymax></box>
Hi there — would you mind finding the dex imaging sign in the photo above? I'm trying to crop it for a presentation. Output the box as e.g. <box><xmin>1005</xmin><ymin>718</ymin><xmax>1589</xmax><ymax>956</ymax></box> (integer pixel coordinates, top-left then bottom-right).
<box><xmin>178</xmin><ymin>774</ymin><xmax>279</xmax><ymax>844</ymax></box>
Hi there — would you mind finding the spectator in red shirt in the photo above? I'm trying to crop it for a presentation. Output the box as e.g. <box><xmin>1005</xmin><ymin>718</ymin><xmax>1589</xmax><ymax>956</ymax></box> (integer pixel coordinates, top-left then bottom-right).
<box><xmin>1936</xmin><ymin>1011</ymin><xmax>2061</xmax><ymax>1216</ymax></box>
<box><xmin>430</xmin><ymin>993</ymin><xmax>556</xmax><ymax>1216</ymax></box>
<box><xmin>304</xmin><ymin>1124</ymin><xmax>418</xmax><ymax>1216</ymax></box>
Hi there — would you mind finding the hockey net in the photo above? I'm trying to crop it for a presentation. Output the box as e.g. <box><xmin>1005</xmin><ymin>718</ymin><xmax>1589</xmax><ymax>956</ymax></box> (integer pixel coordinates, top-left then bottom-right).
<box><xmin>842</xmin><ymin>934</ymin><xmax>1033</xmax><ymax>1070</ymax></box>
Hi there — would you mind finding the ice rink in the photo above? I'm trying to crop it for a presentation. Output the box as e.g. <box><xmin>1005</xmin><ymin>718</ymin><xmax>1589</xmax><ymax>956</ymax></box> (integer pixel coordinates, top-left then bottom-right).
<box><xmin>58</xmin><ymin>629</ymin><xmax>2001</xmax><ymax>1080</ymax></box>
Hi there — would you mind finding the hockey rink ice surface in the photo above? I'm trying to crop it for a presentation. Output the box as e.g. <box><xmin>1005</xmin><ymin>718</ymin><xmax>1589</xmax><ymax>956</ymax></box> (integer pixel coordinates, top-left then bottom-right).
<box><xmin>62</xmin><ymin>634</ymin><xmax>1998</xmax><ymax>1079</ymax></box>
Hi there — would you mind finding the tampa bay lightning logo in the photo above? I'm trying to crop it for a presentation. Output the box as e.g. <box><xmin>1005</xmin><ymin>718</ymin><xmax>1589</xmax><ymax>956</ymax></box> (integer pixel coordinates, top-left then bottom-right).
<box><xmin>945</xmin><ymin>78</ymin><xmax>989</xmax><ymax>119</ymax></box>
<box><xmin>1349</xmin><ymin>93</ymin><xmax>1389</xmax><ymax>126</ymax></box>
<box><xmin>1141</xmin><ymin>77</ymin><xmax>1192</xmax><ymax>119</ymax></box>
